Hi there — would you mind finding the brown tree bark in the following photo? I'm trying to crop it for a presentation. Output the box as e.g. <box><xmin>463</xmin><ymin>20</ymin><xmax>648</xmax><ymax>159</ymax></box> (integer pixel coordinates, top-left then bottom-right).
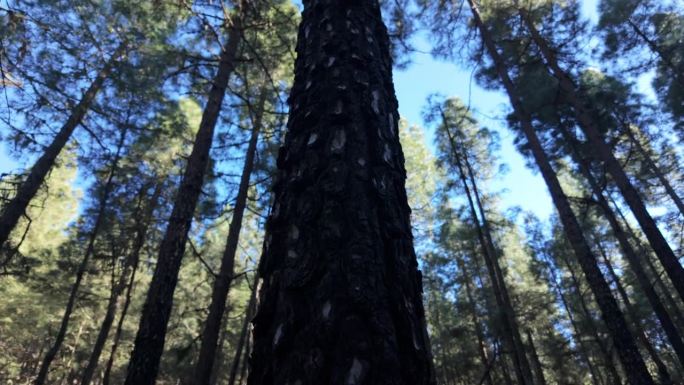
<box><xmin>0</xmin><ymin>42</ymin><xmax>126</xmax><ymax>250</ymax></box>
<box><xmin>467</xmin><ymin>1</ymin><xmax>655</xmax><ymax>383</ymax></box>
<box><xmin>194</xmin><ymin>88</ymin><xmax>266</xmax><ymax>385</ymax></box>
<box><xmin>123</xmin><ymin>12</ymin><xmax>242</xmax><ymax>385</ymax></box>
<box><xmin>34</xmin><ymin>127</ymin><xmax>127</xmax><ymax>385</ymax></box>
<box><xmin>248</xmin><ymin>1</ymin><xmax>435</xmax><ymax>384</ymax></box>
<box><xmin>518</xmin><ymin>7</ymin><xmax>684</xmax><ymax>306</ymax></box>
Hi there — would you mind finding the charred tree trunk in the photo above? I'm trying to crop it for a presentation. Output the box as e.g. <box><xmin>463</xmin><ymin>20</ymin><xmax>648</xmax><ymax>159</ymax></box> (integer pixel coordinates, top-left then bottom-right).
<box><xmin>194</xmin><ymin>88</ymin><xmax>266</xmax><ymax>385</ymax></box>
<box><xmin>228</xmin><ymin>280</ymin><xmax>257</xmax><ymax>385</ymax></box>
<box><xmin>80</xmin><ymin>184</ymin><xmax>162</xmax><ymax>385</ymax></box>
<box><xmin>248</xmin><ymin>2</ymin><xmax>434</xmax><ymax>384</ymax></box>
<box><xmin>518</xmin><ymin>8</ymin><xmax>684</xmax><ymax>306</ymax></box>
<box><xmin>596</xmin><ymin>242</ymin><xmax>673</xmax><ymax>384</ymax></box>
<box><xmin>0</xmin><ymin>42</ymin><xmax>125</xmax><ymax>250</ymax></box>
<box><xmin>443</xmin><ymin>116</ymin><xmax>533</xmax><ymax>384</ymax></box>
<box><xmin>34</xmin><ymin>127</ymin><xmax>127</xmax><ymax>385</ymax></box>
<box><xmin>123</xmin><ymin>13</ymin><xmax>242</xmax><ymax>385</ymax></box>
<box><xmin>467</xmin><ymin>1</ymin><xmax>655</xmax><ymax>384</ymax></box>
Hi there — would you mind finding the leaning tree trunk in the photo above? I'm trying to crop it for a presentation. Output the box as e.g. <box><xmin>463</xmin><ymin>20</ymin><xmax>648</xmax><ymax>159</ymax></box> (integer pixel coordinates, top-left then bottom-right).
<box><xmin>440</xmin><ymin>107</ymin><xmax>534</xmax><ymax>385</ymax></box>
<box><xmin>247</xmin><ymin>1</ymin><xmax>435</xmax><ymax>384</ymax></box>
<box><xmin>34</xmin><ymin>127</ymin><xmax>127</xmax><ymax>385</ymax></box>
<box><xmin>0</xmin><ymin>42</ymin><xmax>125</xmax><ymax>250</ymax></box>
<box><xmin>194</xmin><ymin>88</ymin><xmax>266</xmax><ymax>385</ymax></box>
<box><xmin>467</xmin><ymin>1</ymin><xmax>655</xmax><ymax>384</ymax></box>
<box><xmin>518</xmin><ymin>8</ymin><xmax>684</xmax><ymax>306</ymax></box>
<box><xmin>123</xmin><ymin>13</ymin><xmax>242</xmax><ymax>385</ymax></box>
<box><xmin>560</xmin><ymin>125</ymin><xmax>684</xmax><ymax>368</ymax></box>
<box><xmin>80</xmin><ymin>183</ymin><xmax>162</xmax><ymax>385</ymax></box>
<box><xmin>596</xmin><ymin>241</ymin><xmax>673</xmax><ymax>385</ymax></box>
<box><xmin>525</xmin><ymin>330</ymin><xmax>548</xmax><ymax>385</ymax></box>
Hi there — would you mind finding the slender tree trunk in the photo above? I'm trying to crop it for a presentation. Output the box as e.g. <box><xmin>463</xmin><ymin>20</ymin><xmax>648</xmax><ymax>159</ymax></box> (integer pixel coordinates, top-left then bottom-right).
<box><xmin>518</xmin><ymin>8</ymin><xmax>684</xmax><ymax>306</ymax></box>
<box><xmin>561</xmin><ymin>126</ymin><xmax>684</xmax><ymax>368</ymax></box>
<box><xmin>620</xmin><ymin>122</ymin><xmax>684</xmax><ymax>217</ymax></box>
<box><xmin>625</xmin><ymin>19</ymin><xmax>684</xmax><ymax>89</ymax></box>
<box><xmin>123</xmin><ymin>12</ymin><xmax>242</xmax><ymax>385</ymax></box>
<box><xmin>467</xmin><ymin>2</ymin><xmax>655</xmax><ymax>383</ymax></box>
<box><xmin>248</xmin><ymin>2</ymin><xmax>435</xmax><ymax>384</ymax></box>
<box><xmin>0</xmin><ymin>42</ymin><xmax>125</xmax><ymax>250</ymax></box>
<box><xmin>597</xmin><ymin>241</ymin><xmax>673</xmax><ymax>384</ymax></box>
<box><xmin>458</xmin><ymin>258</ymin><xmax>494</xmax><ymax>385</ymax></box>
<box><xmin>34</xmin><ymin>127</ymin><xmax>127</xmax><ymax>385</ymax></box>
<box><xmin>526</xmin><ymin>330</ymin><xmax>548</xmax><ymax>385</ymax></box>
<box><xmin>80</xmin><ymin>184</ymin><xmax>162</xmax><ymax>385</ymax></box>
<box><xmin>238</xmin><ymin>325</ymin><xmax>250</xmax><ymax>385</ymax></box>
<box><xmin>228</xmin><ymin>281</ymin><xmax>257</xmax><ymax>385</ymax></box>
<box><xmin>561</xmin><ymin>255</ymin><xmax>622</xmax><ymax>385</ymax></box>
<box><xmin>194</xmin><ymin>88</ymin><xmax>266</xmax><ymax>385</ymax></box>
<box><xmin>440</xmin><ymin>109</ymin><xmax>533</xmax><ymax>385</ymax></box>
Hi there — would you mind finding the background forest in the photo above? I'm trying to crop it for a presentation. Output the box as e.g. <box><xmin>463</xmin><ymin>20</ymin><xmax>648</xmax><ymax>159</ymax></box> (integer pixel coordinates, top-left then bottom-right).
<box><xmin>0</xmin><ymin>0</ymin><xmax>682</xmax><ymax>384</ymax></box>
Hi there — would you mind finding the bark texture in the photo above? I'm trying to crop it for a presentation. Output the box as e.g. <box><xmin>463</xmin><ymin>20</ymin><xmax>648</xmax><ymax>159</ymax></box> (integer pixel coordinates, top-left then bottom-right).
<box><xmin>0</xmin><ymin>42</ymin><xmax>124</xmax><ymax>250</ymax></box>
<box><xmin>123</xmin><ymin>16</ymin><xmax>241</xmax><ymax>385</ymax></box>
<box><xmin>194</xmin><ymin>89</ymin><xmax>266</xmax><ymax>385</ymax></box>
<box><xmin>248</xmin><ymin>1</ymin><xmax>434</xmax><ymax>384</ymax></box>
<box><xmin>467</xmin><ymin>1</ymin><xmax>655</xmax><ymax>384</ymax></box>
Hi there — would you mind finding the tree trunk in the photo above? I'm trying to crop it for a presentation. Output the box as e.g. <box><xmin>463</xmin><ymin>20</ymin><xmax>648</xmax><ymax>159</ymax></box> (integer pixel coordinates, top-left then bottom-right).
<box><xmin>467</xmin><ymin>2</ymin><xmax>655</xmax><ymax>384</ymax></box>
<box><xmin>597</xmin><ymin>241</ymin><xmax>673</xmax><ymax>384</ymax></box>
<box><xmin>34</xmin><ymin>127</ymin><xmax>127</xmax><ymax>385</ymax></box>
<box><xmin>625</xmin><ymin>19</ymin><xmax>684</xmax><ymax>89</ymax></box>
<box><xmin>560</xmin><ymin>125</ymin><xmax>684</xmax><ymax>368</ymax></box>
<box><xmin>123</xmin><ymin>12</ymin><xmax>242</xmax><ymax>385</ymax></box>
<box><xmin>518</xmin><ymin>8</ymin><xmax>684</xmax><ymax>306</ymax></box>
<box><xmin>80</xmin><ymin>183</ymin><xmax>162</xmax><ymax>385</ymax></box>
<box><xmin>458</xmin><ymin>258</ymin><xmax>494</xmax><ymax>385</ymax></box>
<box><xmin>620</xmin><ymin>122</ymin><xmax>684</xmax><ymax>217</ymax></box>
<box><xmin>238</xmin><ymin>324</ymin><xmax>251</xmax><ymax>385</ymax></box>
<box><xmin>247</xmin><ymin>2</ymin><xmax>435</xmax><ymax>384</ymax></box>
<box><xmin>228</xmin><ymin>281</ymin><xmax>257</xmax><ymax>385</ymax></box>
<box><xmin>561</xmin><ymin>253</ymin><xmax>622</xmax><ymax>385</ymax></box>
<box><xmin>440</xmin><ymin>108</ymin><xmax>534</xmax><ymax>385</ymax></box>
<box><xmin>0</xmin><ymin>42</ymin><xmax>125</xmax><ymax>250</ymax></box>
<box><xmin>194</xmin><ymin>88</ymin><xmax>266</xmax><ymax>385</ymax></box>
<box><xmin>526</xmin><ymin>330</ymin><xmax>548</xmax><ymax>385</ymax></box>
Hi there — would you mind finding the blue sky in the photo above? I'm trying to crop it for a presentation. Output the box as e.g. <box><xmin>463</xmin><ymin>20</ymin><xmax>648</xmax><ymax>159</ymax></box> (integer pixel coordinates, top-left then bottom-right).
<box><xmin>0</xmin><ymin>0</ymin><xmax>611</xmax><ymax>222</ymax></box>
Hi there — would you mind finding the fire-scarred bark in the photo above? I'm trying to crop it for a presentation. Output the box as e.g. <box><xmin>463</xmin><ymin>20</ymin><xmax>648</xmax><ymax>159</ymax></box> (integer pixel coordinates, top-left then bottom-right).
<box><xmin>248</xmin><ymin>1</ymin><xmax>435</xmax><ymax>384</ymax></box>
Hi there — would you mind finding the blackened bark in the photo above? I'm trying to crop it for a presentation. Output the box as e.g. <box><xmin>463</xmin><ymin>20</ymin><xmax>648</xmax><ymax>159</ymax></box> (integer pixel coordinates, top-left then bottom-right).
<box><xmin>248</xmin><ymin>1</ymin><xmax>435</xmax><ymax>384</ymax></box>
<box><xmin>123</xmin><ymin>14</ymin><xmax>242</xmax><ymax>385</ymax></box>
<box><xmin>518</xmin><ymin>8</ymin><xmax>684</xmax><ymax>306</ymax></box>
<box><xmin>228</xmin><ymin>281</ymin><xmax>257</xmax><ymax>385</ymax></box>
<box><xmin>525</xmin><ymin>330</ymin><xmax>548</xmax><ymax>385</ymax></box>
<box><xmin>80</xmin><ymin>184</ymin><xmax>162</xmax><ymax>385</ymax></box>
<box><xmin>597</xmin><ymin>242</ymin><xmax>673</xmax><ymax>385</ymax></box>
<box><xmin>560</xmin><ymin>126</ymin><xmax>684</xmax><ymax>369</ymax></box>
<box><xmin>34</xmin><ymin>127</ymin><xmax>127</xmax><ymax>385</ymax></box>
<box><xmin>440</xmin><ymin>108</ymin><xmax>533</xmax><ymax>385</ymax></box>
<box><xmin>194</xmin><ymin>88</ymin><xmax>266</xmax><ymax>385</ymax></box>
<box><xmin>0</xmin><ymin>42</ymin><xmax>125</xmax><ymax>250</ymax></box>
<box><xmin>467</xmin><ymin>1</ymin><xmax>655</xmax><ymax>383</ymax></box>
